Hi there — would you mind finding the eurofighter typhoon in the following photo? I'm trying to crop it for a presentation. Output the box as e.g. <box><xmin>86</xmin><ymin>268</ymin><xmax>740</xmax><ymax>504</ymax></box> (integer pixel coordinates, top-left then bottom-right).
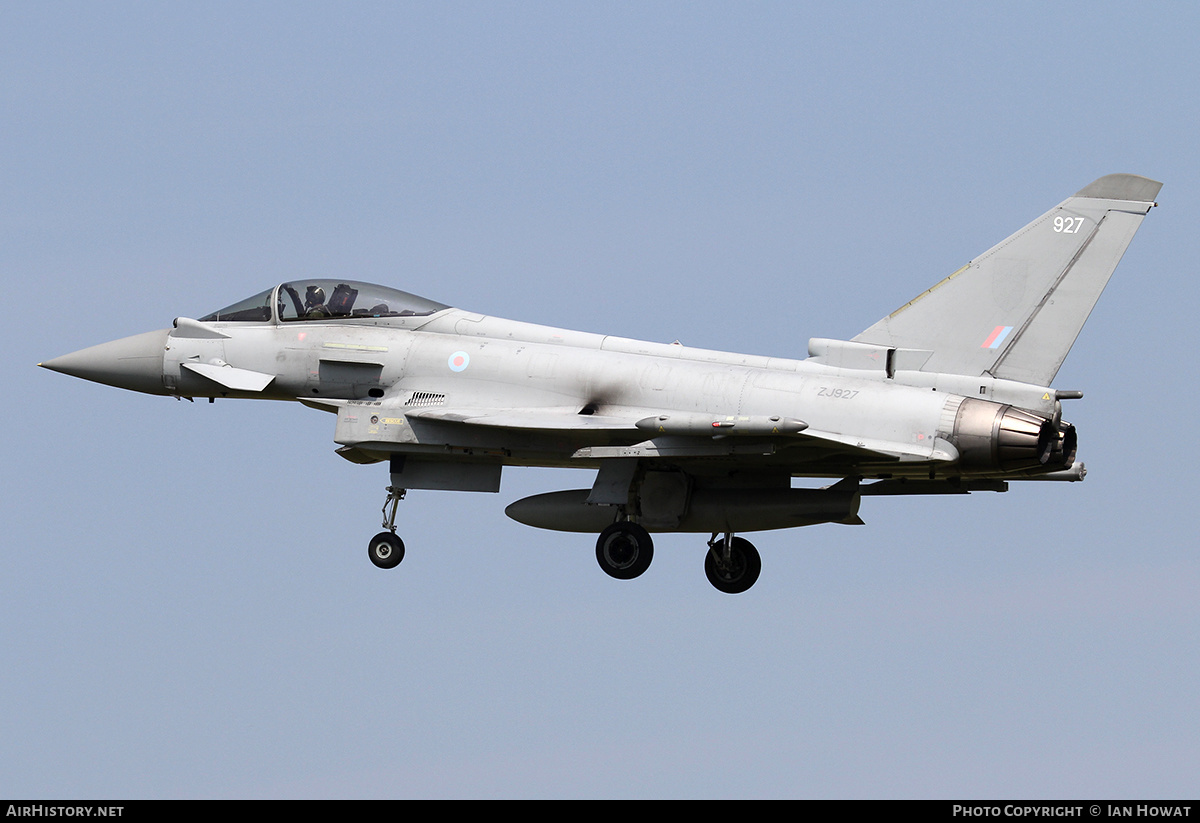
<box><xmin>41</xmin><ymin>174</ymin><xmax>1161</xmax><ymax>593</ymax></box>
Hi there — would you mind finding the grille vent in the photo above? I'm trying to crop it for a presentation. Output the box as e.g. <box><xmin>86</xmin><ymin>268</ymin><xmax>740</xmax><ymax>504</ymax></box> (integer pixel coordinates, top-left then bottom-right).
<box><xmin>406</xmin><ymin>391</ymin><xmax>446</xmax><ymax>407</ymax></box>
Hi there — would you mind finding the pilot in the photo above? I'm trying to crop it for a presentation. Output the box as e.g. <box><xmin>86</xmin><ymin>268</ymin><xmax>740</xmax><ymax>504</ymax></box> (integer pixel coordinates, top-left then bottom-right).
<box><xmin>304</xmin><ymin>285</ymin><xmax>330</xmax><ymax>318</ymax></box>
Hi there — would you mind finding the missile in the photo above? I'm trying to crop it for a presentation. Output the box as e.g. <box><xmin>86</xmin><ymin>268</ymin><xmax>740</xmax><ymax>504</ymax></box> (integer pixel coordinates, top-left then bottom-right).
<box><xmin>635</xmin><ymin>413</ymin><xmax>808</xmax><ymax>436</ymax></box>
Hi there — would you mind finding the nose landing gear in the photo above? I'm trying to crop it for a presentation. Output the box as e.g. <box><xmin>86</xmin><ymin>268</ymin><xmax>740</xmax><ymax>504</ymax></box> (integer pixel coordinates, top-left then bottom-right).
<box><xmin>368</xmin><ymin>486</ymin><xmax>407</xmax><ymax>569</ymax></box>
<box><xmin>368</xmin><ymin>531</ymin><xmax>405</xmax><ymax>569</ymax></box>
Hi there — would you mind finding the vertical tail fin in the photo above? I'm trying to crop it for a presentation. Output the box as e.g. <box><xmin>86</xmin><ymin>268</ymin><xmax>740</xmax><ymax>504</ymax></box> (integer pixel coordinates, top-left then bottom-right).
<box><xmin>853</xmin><ymin>174</ymin><xmax>1161</xmax><ymax>385</ymax></box>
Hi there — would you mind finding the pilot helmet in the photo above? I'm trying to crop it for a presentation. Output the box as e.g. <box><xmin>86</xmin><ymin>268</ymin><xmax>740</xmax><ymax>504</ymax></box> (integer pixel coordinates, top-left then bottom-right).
<box><xmin>306</xmin><ymin>285</ymin><xmax>326</xmax><ymax>305</ymax></box>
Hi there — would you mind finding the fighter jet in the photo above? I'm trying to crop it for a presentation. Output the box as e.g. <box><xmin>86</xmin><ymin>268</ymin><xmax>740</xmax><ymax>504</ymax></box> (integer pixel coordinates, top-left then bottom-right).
<box><xmin>41</xmin><ymin>173</ymin><xmax>1160</xmax><ymax>593</ymax></box>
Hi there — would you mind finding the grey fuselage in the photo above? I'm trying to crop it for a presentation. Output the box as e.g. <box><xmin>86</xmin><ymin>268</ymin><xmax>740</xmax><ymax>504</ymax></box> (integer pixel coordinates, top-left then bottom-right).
<box><xmin>39</xmin><ymin>173</ymin><xmax>1160</xmax><ymax>574</ymax></box>
<box><xmin>142</xmin><ymin>297</ymin><xmax>1065</xmax><ymax>486</ymax></box>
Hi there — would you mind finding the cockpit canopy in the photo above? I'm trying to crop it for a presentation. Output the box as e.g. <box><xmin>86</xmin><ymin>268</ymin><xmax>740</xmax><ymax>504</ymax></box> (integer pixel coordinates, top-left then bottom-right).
<box><xmin>199</xmin><ymin>280</ymin><xmax>450</xmax><ymax>323</ymax></box>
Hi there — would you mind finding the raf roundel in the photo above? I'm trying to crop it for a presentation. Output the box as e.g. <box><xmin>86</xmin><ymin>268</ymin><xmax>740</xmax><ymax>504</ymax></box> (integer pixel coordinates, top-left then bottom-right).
<box><xmin>448</xmin><ymin>351</ymin><xmax>470</xmax><ymax>372</ymax></box>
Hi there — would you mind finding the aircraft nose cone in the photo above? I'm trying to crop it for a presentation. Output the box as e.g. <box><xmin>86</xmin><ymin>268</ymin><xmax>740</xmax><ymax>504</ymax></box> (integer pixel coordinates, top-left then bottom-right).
<box><xmin>40</xmin><ymin>329</ymin><xmax>171</xmax><ymax>395</ymax></box>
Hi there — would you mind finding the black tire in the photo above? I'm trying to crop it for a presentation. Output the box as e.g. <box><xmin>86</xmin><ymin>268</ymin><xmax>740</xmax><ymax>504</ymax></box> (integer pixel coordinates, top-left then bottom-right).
<box><xmin>595</xmin><ymin>522</ymin><xmax>654</xmax><ymax>580</ymax></box>
<box><xmin>368</xmin><ymin>531</ymin><xmax>405</xmax><ymax>569</ymax></box>
<box><xmin>704</xmin><ymin>537</ymin><xmax>761</xmax><ymax>594</ymax></box>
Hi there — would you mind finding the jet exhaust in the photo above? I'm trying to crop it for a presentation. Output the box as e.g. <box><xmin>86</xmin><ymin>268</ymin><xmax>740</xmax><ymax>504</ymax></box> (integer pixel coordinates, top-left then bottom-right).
<box><xmin>950</xmin><ymin>397</ymin><xmax>1060</xmax><ymax>472</ymax></box>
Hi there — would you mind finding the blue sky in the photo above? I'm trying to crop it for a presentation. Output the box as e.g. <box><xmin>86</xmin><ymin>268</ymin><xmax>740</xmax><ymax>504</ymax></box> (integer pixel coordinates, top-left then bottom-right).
<box><xmin>3</xmin><ymin>2</ymin><xmax>1197</xmax><ymax>798</ymax></box>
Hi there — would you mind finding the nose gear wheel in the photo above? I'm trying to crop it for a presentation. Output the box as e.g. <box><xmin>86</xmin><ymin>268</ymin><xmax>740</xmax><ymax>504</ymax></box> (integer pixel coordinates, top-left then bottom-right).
<box><xmin>367</xmin><ymin>486</ymin><xmax>407</xmax><ymax>570</ymax></box>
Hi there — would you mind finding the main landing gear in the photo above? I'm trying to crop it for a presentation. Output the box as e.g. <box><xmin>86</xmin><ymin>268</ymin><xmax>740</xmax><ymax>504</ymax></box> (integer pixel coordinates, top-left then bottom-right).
<box><xmin>704</xmin><ymin>533</ymin><xmax>762</xmax><ymax>594</ymax></box>
<box><xmin>368</xmin><ymin>486</ymin><xmax>407</xmax><ymax>569</ymax></box>
<box><xmin>595</xmin><ymin>521</ymin><xmax>654</xmax><ymax>580</ymax></box>
<box><xmin>592</xmin><ymin>523</ymin><xmax>762</xmax><ymax>593</ymax></box>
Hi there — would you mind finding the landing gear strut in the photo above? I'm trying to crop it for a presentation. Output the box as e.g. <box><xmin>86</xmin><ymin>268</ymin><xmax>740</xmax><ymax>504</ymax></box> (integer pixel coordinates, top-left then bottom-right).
<box><xmin>595</xmin><ymin>521</ymin><xmax>654</xmax><ymax>580</ymax></box>
<box><xmin>368</xmin><ymin>486</ymin><xmax>407</xmax><ymax>569</ymax></box>
<box><xmin>705</xmin><ymin>532</ymin><xmax>761</xmax><ymax>594</ymax></box>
